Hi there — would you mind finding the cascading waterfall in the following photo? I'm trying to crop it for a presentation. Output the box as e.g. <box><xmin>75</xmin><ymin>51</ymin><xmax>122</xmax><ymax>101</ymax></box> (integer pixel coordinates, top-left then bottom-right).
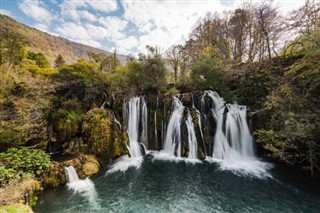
<box><xmin>204</xmin><ymin>91</ymin><xmax>255</xmax><ymax>160</ymax></box>
<box><xmin>154</xmin><ymin>98</ymin><xmax>158</xmax><ymax>147</ymax></box>
<box><xmin>205</xmin><ymin>91</ymin><xmax>231</xmax><ymax>159</ymax></box>
<box><xmin>124</xmin><ymin>96</ymin><xmax>149</xmax><ymax>157</ymax></box>
<box><xmin>163</xmin><ymin>96</ymin><xmax>184</xmax><ymax>157</ymax></box>
<box><xmin>196</xmin><ymin>110</ymin><xmax>206</xmax><ymax>157</ymax></box>
<box><xmin>64</xmin><ymin>166</ymin><xmax>94</xmax><ymax>193</ymax></box>
<box><xmin>65</xmin><ymin>166</ymin><xmax>80</xmax><ymax>183</ymax></box>
<box><xmin>141</xmin><ymin>97</ymin><xmax>148</xmax><ymax>149</ymax></box>
<box><xmin>185</xmin><ymin>111</ymin><xmax>198</xmax><ymax>159</ymax></box>
<box><xmin>116</xmin><ymin>90</ymin><xmax>266</xmax><ymax>174</ymax></box>
<box><xmin>225</xmin><ymin>103</ymin><xmax>254</xmax><ymax>158</ymax></box>
<box><xmin>126</xmin><ymin>97</ymin><xmax>142</xmax><ymax>157</ymax></box>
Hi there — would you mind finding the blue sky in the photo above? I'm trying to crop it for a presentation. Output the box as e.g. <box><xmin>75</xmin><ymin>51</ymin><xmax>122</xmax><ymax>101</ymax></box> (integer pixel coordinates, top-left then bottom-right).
<box><xmin>0</xmin><ymin>0</ymin><xmax>305</xmax><ymax>55</ymax></box>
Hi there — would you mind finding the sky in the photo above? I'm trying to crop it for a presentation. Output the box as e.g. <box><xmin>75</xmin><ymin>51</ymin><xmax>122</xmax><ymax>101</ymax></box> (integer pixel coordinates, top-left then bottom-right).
<box><xmin>0</xmin><ymin>0</ymin><xmax>306</xmax><ymax>56</ymax></box>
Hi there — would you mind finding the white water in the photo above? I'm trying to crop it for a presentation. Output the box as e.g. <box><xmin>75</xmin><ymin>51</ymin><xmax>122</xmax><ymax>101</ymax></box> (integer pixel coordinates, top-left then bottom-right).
<box><xmin>196</xmin><ymin>110</ymin><xmax>207</xmax><ymax>157</ymax></box>
<box><xmin>64</xmin><ymin>166</ymin><xmax>95</xmax><ymax>193</ymax></box>
<box><xmin>141</xmin><ymin>97</ymin><xmax>148</xmax><ymax>148</ymax></box>
<box><xmin>225</xmin><ymin>103</ymin><xmax>254</xmax><ymax>158</ymax></box>
<box><xmin>203</xmin><ymin>91</ymin><xmax>271</xmax><ymax>176</ymax></box>
<box><xmin>186</xmin><ymin>111</ymin><xmax>198</xmax><ymax>159</ymax></box>
<box><xmin>100</xmin><ymin>92</ymin><xmax>107</xmax><ymax>109</ymax></box>
<box><xmin>106</xmin><ymin>155</ymin><xmax>143</xmax><ymax>174</ymax></box>
<box><xmin>205</xmin><ymin>91</ymin><xmax>231</xmax><ymax>159</ymax></box>
<box><xmin>126</xmin><ymin>97</ymin><xmax>142</xmax><ymax>157</ymax></box>
<box><xmin>163</xmin><ymin>96</ymin><xmax>184</xmax><ymax>157</ymax></box>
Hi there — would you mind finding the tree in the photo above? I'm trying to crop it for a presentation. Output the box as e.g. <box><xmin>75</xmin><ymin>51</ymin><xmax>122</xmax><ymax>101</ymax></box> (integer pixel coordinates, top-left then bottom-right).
<box><xmin>54</xmin><ymin>54</ymin><xmax>65</xmax><ymax>68</ymax></box>
<box><xmin>27</xmin><ymin>51</ymin><xmax>50</xmax><ymax>68</ymax></box>
<box><xmin>191</xmin><ymin>57</ymin><xmax>222</xmax><ymax>89</ymax></box>
<box><xmin>256</xmin><ymin>1</ymin><xmax>283</xmax><ymax>61</ymax></box>
<box><xmin>289</xmin><ymin>0</ymin><xmax>320</xmax><ymax>48</ymax></box>
<box><xmin>88</xmin><ymin>51</ymin><xmax>119</xmax><ymax>73</ymax></box>
<box><xmin>166</xmin><ymin>44</ymin><xmax>183</xmax><ymax>84</ymax></box>
<box><xmin>0</xmin><ymin>30</ymin><xmax>26</xmax><ymax>67</ymax></box>
<box><xmin>229</xmin><ymin>8</ymin><xmax>249</xmax><ymax>63</ymax></box>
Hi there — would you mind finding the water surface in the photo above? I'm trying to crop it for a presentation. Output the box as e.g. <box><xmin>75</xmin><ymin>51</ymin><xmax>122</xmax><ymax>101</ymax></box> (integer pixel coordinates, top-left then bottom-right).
<box><xmin>34</xmin><ymin>154</ymin><xmax>320</xmax><ymax>213</ymax></box>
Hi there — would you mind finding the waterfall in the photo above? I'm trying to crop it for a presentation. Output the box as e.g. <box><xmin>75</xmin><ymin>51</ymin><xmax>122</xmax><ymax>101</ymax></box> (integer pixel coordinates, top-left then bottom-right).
<box><xmin>163</xmin><ymin>96</ymin><xmax>184</xmax><ymax>157</ymax></box>
<box><xmin>204</xmin><ymin>91</ymin><xmax>231</xmax><ymax>159</ymax></box>
<box><xmin>185</xmin><ymin>111</ymin><xmax>198</xmax><ymax>159</ymax></box>
<box><xmin>154</xmin><ymin>97</ymin><xmax>158</xmax><ymax>148</ymax></box>
<box><xmin>196</xmin><ymin>110</ymin><xmax>207</xmax><ymax>157</ymax></box>
<box><xmin>126</xmin><ymin>97</ymin><xmax>142</xmax><ymax>157</ymax></box>
<box><xmin>65</xmin><ymin>166</ymin><xmax>80</xmax><ymax>183</ymax></box>
<box><xmin>141</xmin><ymin>97</ymin><xmax>148</xmax><ymax>148</ymax></box>
<box><xmin>100</xmin><ymin>92</ymin><xmax>107</xmax><ymax>109</ymax></box>
<box><xmin>204</xmin><ymin>91</ymin><xmax>255</xmax><ymax>160</ymax></box>
<box><xmin>124</xmin><ymin>96</ymin><xmax>149</xmax><ymax>157</ymax></box>
<box><xmin>225</xmin><ymin>103</ymin><xmax>254</xmax><ymax>158</ymax></box>
<box><xmin>64</xmin><ymin>166</ymin><xmax>94</xmax><ymax>193</ymax></box>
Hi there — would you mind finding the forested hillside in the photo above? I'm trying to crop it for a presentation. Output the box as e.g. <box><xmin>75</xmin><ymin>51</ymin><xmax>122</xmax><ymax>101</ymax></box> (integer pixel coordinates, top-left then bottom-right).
<box><xmin>0</xmin><ymin>14</ymin><xmax>126</xmax><ymax>65</ymax></box>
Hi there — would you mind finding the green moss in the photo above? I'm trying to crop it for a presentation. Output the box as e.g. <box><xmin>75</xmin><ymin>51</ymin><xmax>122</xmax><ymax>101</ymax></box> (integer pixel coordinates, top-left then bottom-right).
<box><xmin>0</xmin><ymin>204</ymin><xmax>33</xmax><ymax>213</ymax></box>
<box><xmin>82</xmin><ymin>109</ymin><xmax>128</xmax><ymax>163</ymax></box>
<box><xmin>43</xmin><ymin>162</ymin><xmax>66</xmax><ymax>188</ymax></box>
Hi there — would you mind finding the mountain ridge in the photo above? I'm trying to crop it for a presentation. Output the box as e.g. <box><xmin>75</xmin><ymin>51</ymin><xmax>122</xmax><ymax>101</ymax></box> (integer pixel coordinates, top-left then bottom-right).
<box><xmin>0</xmin><ymin>14</ymin><xmax>126</xmax><ymax>65</ymax></box>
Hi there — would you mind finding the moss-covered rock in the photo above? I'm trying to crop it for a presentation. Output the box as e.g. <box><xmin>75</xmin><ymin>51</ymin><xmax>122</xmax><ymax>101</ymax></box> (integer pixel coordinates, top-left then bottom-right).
<box><xmin>82</xmin><ymin>108</ymin><xmax>129</xmax><ymax>163</ymax></box>
<box><xmin>62</xmin><ymin>154</ymin><xmax>100</xmax><ymax>178</ymax></box>
<box><xmin>82</xmin><ymin>155</ymin><xmax>100</xmax><ymax>177</ymax></box>
<box><xmin>43</xmin><ymin>161</ymin><xmax>66</xmax><ymax>188</ymax></box>
<box><xmin>0</xmin><ymin>203</ymin><xmax>33</xmax><ymax>213</ymax></box>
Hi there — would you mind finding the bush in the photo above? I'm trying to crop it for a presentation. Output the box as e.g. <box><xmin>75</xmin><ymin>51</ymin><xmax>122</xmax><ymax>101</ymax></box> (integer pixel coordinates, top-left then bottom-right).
<box><xmin>0</xmin><ymin>166</ymin><xmax>16</xmax><ymax>185</ymax></box>
<box><xmin>191</xmin><ymin>57</ymin><xmax>235</xmax><ymax>101</ymax></box>
<box><xmin>52</xmin><ymin>108</ymin><xmax>82</xmax><ymax>142</ymax></box>
<box><xmin>0</xmin><ymin>148</ymin><xmax>50</xmax><ymax>176</ymax></box>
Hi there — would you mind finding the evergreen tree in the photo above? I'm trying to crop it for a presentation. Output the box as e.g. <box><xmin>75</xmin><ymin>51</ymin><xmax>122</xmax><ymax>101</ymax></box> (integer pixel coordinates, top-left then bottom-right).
<box><xmin>54</xmin><ymin>54</ymin><xmax>65</xmax><ymax>68</ymax></box>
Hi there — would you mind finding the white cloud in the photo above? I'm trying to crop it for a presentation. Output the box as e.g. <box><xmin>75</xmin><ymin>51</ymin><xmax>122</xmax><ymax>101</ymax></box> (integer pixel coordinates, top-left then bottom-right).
<box><xmin>34</xmin><ymin>23</ymin><xmax>49</xmax><ymax>32</ymax></box>
<box><xmin>54</xmin><ymin>22</ymin><xmax>111</xmax><ymax>48</ymax></box>
<box><xmin>99</xmin><ymin>16</ymin><xmax>128</xmax><ymax>41</ymax></box>
<box><xmin>19</xmin><ymin>0</ymin><xmax>52</xmax><ymax>24</ymax></box>
<box><xmin>86</xmin><ymin>0</ymin><xmax>118</xmax><ymax>13</ymax></box>
<box><xmin>55</xmin><ymin>22</ymin><xmax>92</xmax><ymax>40</ymax></box>
<box><xmin>79</xmin><ymin>10</ymin><xmax>97</xmax><ymax>22</ymax></box>
<box><xmin>99</xmin><ymin>16</ymin><xmax>127</xmax><ymax>31</ymax></box>
<box><xmin>115</xmin><ymin>36</ymin><xmax>139</xmax><ymax>54</ymax></box>
<box><xmin>59</xmin><ymin>0</ymin><xmax>118</xmax><ymax>21</ymax></box>
<box><xmin>122</xmin><ymin>0</ymin><xmax>230</xmax><ymax>54</ymax></box>
<box><xmin>0</xmin><ymin>9</ymin><xmax>13</xmax><ymax>17</ymax></box>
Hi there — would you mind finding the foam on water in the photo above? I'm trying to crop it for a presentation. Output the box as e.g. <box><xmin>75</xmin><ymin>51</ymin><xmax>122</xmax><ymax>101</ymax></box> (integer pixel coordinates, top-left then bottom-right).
<box><xmin>206</xmin><ymin>157</ymin><xmax>273</xmax><ymax>179</ymax></box>
<box><xmin>106</xmin><ymin>155</ymin><xmax>143</xmax><ymax>174</ymax></box>
<box><xmin>151</xmin><ymin>151</ymin><xmax>202</xmax><ymax>164</ymax></box>
<box><xmin>67</xmin><ymin>178</ymin><xmax>95</xmax><ymax>193</ymax></box>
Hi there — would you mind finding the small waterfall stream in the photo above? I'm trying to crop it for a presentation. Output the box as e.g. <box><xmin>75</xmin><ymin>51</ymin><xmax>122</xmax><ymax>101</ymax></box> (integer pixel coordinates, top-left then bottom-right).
<box><xmin>185</xmin><ymin>111</ymin><xmax>198</xmax><ymax>159</ymax></box>
<box><xmin>163</xmin><ymin>96</ymin><xmax>184</xmax><ymax>157</ymax></box>
<box><xmin>123</xmin><ymin>96</ymin><xmax>149</xmax><ymax>157</ymax></box>
<box><xmin>125</xmin><ymin>97</ymin><xmax>142</xmax><ymax>157</ymax></box>
<box><xmin>64</xmin><ymin>166</ymin><xmax>94</xmax><ymax>193</ymax></box>
<box><xmin>205</xmin><ymin>91</ymin><xmax>231</xmax><ymax>159</ymax></box>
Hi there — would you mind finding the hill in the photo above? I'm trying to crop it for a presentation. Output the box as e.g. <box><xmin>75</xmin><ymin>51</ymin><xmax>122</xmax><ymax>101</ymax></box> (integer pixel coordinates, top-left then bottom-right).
<box><xmin>0</xmin><ymin>14</ymin><xmax>126</xmax><ymax>65</ymax></box>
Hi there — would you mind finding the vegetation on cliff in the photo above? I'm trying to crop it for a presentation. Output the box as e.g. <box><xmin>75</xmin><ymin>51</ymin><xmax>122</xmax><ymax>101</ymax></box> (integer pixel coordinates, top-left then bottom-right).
<box><xmin>0</xmin><ymin>2</ymin><xmax>319</xmax><ymax>210</ymax></box>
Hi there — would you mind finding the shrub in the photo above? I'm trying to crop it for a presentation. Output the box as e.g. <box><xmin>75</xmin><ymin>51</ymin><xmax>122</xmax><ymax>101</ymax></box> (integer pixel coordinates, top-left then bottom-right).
<box><xmin>0</xmin><ymin>148</ymin><xmax>50</xmax><ymax>176</ymax></box>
